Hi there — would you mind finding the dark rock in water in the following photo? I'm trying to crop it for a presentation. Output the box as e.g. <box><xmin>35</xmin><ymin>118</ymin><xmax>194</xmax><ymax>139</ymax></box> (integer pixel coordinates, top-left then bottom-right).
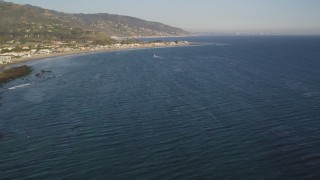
<box><xmin>36</xmin><ymin>70</ymin><xmax>53</xmax><ymax>78</ymax></box>
<box><xmin>41</xmin><ymin>70</ymin><xmax>52</xmax><ymax>73</ymax></box>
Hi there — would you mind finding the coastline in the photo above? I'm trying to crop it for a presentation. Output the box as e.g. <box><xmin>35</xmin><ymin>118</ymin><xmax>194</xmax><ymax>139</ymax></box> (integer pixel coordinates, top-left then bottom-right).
<box><xmin>0</xmin><ymin>42</ymin><xmax>200</xmax><ymax>82</ymax></box>
<box><xmin>0</xmin><ymin>41</ymin><xmax>198</xmax><ymax>70</ymax></box>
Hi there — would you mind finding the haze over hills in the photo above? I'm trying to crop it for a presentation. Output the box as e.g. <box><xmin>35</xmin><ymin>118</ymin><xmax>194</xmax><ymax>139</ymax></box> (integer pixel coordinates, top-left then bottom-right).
<box><xmin>0</xmin><ymin>0</ymin><xmax>189</xmax><ymax>45</ymax></box>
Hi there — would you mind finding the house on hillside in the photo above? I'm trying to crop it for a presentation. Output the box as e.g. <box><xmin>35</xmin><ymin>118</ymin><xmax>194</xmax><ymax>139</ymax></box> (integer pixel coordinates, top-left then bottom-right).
<box><xmin>0</xmin><ymin>55</ymin><xmax>12</xmax><ymax>64</ymax></box>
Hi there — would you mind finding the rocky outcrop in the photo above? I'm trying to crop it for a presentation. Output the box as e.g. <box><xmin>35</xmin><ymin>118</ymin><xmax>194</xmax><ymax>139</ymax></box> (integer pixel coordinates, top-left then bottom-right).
<box><xmin>0</xmin><ymin>65</ymin><xmax>32</xmax><ymax>84</ymax></box>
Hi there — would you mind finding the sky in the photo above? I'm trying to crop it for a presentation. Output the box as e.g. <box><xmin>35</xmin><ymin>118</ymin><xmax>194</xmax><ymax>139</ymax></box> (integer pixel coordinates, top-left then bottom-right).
<box><xmin>5</xmin><ymin>0</ymin><xmax>320</xmax><ymax>35</ymax></box>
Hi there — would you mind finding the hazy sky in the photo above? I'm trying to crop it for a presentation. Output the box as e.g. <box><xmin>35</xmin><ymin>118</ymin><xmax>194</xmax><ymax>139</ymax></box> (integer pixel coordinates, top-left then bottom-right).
<box><xmin>5</xmin><ymin>0</ymin><xmax>320</xmax><ymax>34</ymax></box>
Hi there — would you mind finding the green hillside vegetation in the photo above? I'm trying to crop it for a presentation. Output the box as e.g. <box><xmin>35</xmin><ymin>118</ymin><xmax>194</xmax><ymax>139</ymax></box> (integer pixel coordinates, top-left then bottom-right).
<box><xmin>74</xmin><ymin>13</ymin><xmax>188</xmax><ymax>37</ymax></box>
<box><xmin>0</xmin><ymin>1</ymin><xmax>189</xmax><ymax>47</ymax></box>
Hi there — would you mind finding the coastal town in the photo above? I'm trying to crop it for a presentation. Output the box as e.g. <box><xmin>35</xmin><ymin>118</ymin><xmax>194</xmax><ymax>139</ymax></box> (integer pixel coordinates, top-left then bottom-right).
<box><xmin>0</xmin><ymin>40</ymin><xmax>190</xmax><ymax>65</ymax></box>
<box><xmin>0</xmin><ymin>1</ymin><xmax>191</xmax><ymax>66</ymax></box>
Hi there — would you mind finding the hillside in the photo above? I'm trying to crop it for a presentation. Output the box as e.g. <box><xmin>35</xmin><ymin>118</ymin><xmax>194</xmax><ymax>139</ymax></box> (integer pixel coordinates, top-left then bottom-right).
<box><xmin>74</xmin><ymin>13</ymin><xmax>188</xmax><ymax>37</ymax></box>
<box><xmin>0</xmin><ymin>1</ymin><xmax>189</xmax><ymax>45</ymax></box>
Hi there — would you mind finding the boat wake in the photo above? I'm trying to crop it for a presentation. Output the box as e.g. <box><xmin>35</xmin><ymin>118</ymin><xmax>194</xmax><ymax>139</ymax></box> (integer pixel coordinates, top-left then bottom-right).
<box><xmin>153</xmin><ymin>54</ymin><xmax>163</xmax><ymax>59</ymax></box>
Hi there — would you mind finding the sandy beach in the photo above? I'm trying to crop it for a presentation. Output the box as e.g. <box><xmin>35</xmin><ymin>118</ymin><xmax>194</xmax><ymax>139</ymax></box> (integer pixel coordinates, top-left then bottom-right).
<box><xmin>0</xmin><ymin>41</ymin><xmax>199</xmax><ymax>84</ymax></box>
<box><xmin>0</xmin><ymin>41</ymin><xmax>195</xmax><ymax>71</ymax></box>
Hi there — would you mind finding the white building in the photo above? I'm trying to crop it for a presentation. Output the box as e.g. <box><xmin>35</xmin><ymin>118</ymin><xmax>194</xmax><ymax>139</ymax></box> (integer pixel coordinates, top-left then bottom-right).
<box><xmin>0</xmin><ymin>55</ymin><xmax>12</xmax><ymax>64</ymax></box>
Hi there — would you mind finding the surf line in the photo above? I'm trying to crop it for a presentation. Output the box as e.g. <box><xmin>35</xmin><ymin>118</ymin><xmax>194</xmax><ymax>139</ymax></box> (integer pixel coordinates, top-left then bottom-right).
<box><xmin>8</xmin><ymin>82</ymin><xmax>34</xmax><ymax>90</ymax></box>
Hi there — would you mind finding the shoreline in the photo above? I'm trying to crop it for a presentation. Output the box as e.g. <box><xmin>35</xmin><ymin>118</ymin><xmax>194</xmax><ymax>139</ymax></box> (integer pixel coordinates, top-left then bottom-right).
<box><xmin>0</xmin><ymin>42</ymin><xmax>199</xmax><ymax>85</ymax></box>
<box><xmin>0</xmin><ymin>42</ymin><xmax>198</xmax><ymax>70</ymax></box>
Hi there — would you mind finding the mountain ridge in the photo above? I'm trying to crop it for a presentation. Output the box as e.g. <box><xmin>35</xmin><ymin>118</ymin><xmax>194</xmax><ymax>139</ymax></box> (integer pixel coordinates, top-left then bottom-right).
<box><xmin>0</xmin><ymin>1</ymin><xmax>190</xmax><ymax>45</ymax></box>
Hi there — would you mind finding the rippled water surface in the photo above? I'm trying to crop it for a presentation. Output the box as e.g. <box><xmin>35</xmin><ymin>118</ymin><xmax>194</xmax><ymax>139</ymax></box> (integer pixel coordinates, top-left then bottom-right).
<box><xmin>1</xmin><ymin>36</ymin><xmax>320</xmax><ymax>179</ymax></box>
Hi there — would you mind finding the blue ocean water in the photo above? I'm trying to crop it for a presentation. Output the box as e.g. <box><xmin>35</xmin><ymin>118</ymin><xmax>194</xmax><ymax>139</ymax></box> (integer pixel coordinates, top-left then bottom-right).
<box><xmin>1</xmin><ymin>36</ymin><xmax>320</xmax><ymax>179</ymax></box>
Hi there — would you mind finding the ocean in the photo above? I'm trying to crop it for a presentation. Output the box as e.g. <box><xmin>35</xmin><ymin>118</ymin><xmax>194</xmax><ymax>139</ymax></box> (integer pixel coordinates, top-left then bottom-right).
<box><xmin>1</xmin><ymin>36</ymin><xmax>320</xmax><ymax>179</ymax></box>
